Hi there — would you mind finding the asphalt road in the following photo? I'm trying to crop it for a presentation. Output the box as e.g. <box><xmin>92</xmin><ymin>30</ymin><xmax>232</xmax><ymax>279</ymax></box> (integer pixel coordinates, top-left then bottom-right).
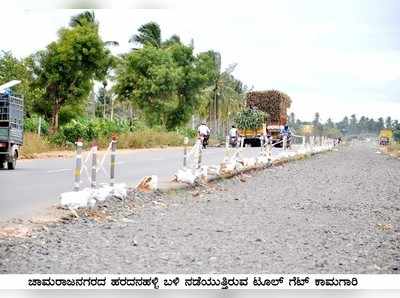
<box><xmin>0</xmin><ymin>145</ymin><xmax>289</xmax><ymax>220</ymax></box>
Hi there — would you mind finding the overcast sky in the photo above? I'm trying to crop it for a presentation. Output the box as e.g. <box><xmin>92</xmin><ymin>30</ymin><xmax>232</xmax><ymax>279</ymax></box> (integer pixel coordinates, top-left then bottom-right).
<box><xmin>1</xmin><ymin>0</ymin><xmax>399</xmax><ymax>122</ymax></box>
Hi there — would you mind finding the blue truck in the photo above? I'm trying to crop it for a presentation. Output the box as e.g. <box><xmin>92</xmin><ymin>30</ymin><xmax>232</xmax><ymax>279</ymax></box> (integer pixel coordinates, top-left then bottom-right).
<box><xmin>0</xmin><ymin>81</ymin><xmax>24</xmax><ymax>170</ymax></box>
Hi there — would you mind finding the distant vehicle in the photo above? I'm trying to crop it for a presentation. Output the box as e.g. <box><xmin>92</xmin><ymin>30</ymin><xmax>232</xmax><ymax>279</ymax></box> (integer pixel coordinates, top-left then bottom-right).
<box><xmin>0</xmin><ymin>80</ymin><xmax>24</xmax><ymax>170</ymax></box>
<box><xmin>238</xmin><ymin>90</ymin><xmax>292</xmax><ymax>147</ymax></box>
<box><xmin>379</xmin><ymin>129</ymin><xmax>393</xmax><ymax>146</ymax></box>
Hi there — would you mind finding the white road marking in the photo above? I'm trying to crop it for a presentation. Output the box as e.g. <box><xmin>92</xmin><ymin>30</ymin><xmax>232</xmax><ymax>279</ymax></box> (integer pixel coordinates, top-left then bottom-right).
<box><xmin>47</xmin><ymin>168</ymin><xmax>71</xmax><ymax>173</ymax></box>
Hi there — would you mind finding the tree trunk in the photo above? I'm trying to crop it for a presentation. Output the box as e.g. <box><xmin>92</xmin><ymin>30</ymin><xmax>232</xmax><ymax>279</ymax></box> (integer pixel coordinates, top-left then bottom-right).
<box><xmin>51</xmin><ymin>103</ymin><xmax>61</xmax><ymax>133</ymax></box>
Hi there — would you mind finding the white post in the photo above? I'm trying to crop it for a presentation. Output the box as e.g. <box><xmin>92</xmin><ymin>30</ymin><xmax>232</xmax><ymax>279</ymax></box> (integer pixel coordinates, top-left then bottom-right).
<box><xmin>183</xmin><ymin>137</ymin><xmax>189</xmax><ymax>168</ymax></box>
<box><xmin>302</xmin><ymin>136</ymin><xmax>305</xmax><ymax>148</ymax></box>
<box><xmin>73</xmin><ymin>140</ymin><xmax>83</xmax><ymax>191</ymax></box>
<box><xmin>267</xmin><ymin>139</ymin><xmax>272</xmax><ymax>162</ymax></box>
<box><xmin>37</xmin><ymin>116</ymin><xmax>42</xmax><ymax>136</ymax></box>
<box><xmin>197</xmin><ymin>139</ymin><xmax>202</xmax><ymax>169</ymax></box>
<box><xmin>91</xmin><ymin>143</ymin><xmax>97</xmax><ymax>189</ymax></box>
<box><xmin>283</xmin><ymin>135</ymin><xmax>287</xmax><ymax>150</ymax></box>
<box><xmin>110</xmin><ymin>136</ymin><xmax>117</xmax><ymax>186</ymax></box>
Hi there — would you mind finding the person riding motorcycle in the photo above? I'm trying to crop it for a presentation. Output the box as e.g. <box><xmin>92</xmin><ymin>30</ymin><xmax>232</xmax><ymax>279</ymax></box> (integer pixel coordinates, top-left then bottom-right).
<box><xmin>197</xmin><ymin>122</ymin><xmax>210</xmax><ymax>149</ymax></box>
<box><xmin>281</xmin><ymin>124</ymin><xmax>292</xmax><ymax>148</ymax></box>
<box><xmin>228</xmin><ymin>125</ymin><xmax>239</xmax><ymax>147</ymax></box>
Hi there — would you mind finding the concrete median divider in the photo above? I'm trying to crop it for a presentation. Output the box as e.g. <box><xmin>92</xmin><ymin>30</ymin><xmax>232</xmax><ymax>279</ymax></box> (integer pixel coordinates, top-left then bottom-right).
<box><xmin>58</xmin><ymin>135</ymin><xmax>337</xmax><ymax>213</ymax></box>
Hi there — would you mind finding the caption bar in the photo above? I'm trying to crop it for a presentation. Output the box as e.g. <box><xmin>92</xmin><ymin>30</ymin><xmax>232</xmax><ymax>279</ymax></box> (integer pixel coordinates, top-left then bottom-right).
<box><xmin>0</xmin><ymin>274</ymin><xmax>399</xmax><ymax>290</ymax></box>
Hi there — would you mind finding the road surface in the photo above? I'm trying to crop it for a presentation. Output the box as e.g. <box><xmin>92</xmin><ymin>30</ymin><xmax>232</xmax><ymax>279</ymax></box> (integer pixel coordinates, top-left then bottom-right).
<box><xmin>0</xmin><ymin>145</ymin><xmax>289</xmax><ymax>220</ymax></box>
<box><xmin>1</xmin><ymin>142</ymin><xmax>399</xmax><ymax>273</ymax></box>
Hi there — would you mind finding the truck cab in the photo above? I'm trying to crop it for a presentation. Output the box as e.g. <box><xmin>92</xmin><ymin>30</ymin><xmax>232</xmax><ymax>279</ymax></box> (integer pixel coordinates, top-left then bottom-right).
<box><xmin>379</xmin><ymin>129</ymin><xmax>393</xmax><ymax>146</ymax></box>
<box><xmin>0</xmin><ymin>81</ymin><xmax>24</xmax><ymax>170</ymax></box>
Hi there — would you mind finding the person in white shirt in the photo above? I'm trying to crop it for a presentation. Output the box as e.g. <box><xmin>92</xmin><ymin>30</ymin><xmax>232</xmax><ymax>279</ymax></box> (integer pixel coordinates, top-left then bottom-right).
<box><xmin>228</xmin><ymin>125</ymin><xmax>239</xmax><ymax>147</ymax></box>
<box><xmin>197</xmin><ymin>122</ymin><xmax>211</xmax><ymax>149</ymax></box>
<box><xmin>198</xmin><ymin>122</ymin><xmax>210</xmax><ymax>136</ymax></box>
<box><xmin>229</xmin><ymin>125</ymin><xmax>238</xmax><ymax>138</ymax></box>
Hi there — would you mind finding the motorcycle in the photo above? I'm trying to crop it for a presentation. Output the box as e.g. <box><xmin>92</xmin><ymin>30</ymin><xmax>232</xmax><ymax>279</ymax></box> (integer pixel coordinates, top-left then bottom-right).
<box><xmin>199</xmin><ymin>134</ymin><xmax>209</xmax><ymax>149</ymax></box>
<box><xmin>229</xmin><ymin>135</ymin><xmax>238</xmax><ymax>148</ymax></box>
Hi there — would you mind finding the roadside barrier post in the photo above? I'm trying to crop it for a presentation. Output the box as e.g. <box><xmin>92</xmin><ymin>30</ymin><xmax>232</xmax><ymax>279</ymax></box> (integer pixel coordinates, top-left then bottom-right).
<box><xmin>240</xmin><ymin>137</ymin><xmax>245</xmax><ymax>148</ymax></box>
<box><xmin>224</xmin><ymin>135</ymin><xmax>229</xmax><ymax>161</ymax></box>
<box><xmin>183</xmin><ymin>137</ymin><xmax>189</xmax><ymax>168</ymax></box>
<box><xmin>283</xmin><ymin>135</ymin><xmax>287</xmax><ymax>150</ymax></box>
<box><xmin>267</xmin><ymin>138</ymin><xmax>272</xmax><ymax>162</ymax></box>
<box><xmin>110</xmin><ymin>136</ymin><xmax>117</xmax><ymax>187</ymax></box>
<box><xmin>197</xmin><ymin>139</ymin><xmax>202</xmax><ymax>169</ymax></box>
<box><xmin>302</xmin><ymin>136</ymin><xmax>306</xmax><ymax>148</ymax></box>
<box><xmin>73</xmin><ymin>139</ymin><xmax>83</xmax><ymax>191</ymax></box>
<box><xmin>91</xmin><ymin>142</ymin><xmax>97</xmax><ymax>188</ymax></box>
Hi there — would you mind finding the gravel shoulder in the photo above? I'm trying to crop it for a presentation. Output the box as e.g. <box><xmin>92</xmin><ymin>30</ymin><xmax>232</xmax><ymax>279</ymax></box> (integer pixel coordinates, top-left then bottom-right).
<box><xmin>1</xmin><ymin>142</ymin><xmax>399</xmax><ymax>273</ymax></box>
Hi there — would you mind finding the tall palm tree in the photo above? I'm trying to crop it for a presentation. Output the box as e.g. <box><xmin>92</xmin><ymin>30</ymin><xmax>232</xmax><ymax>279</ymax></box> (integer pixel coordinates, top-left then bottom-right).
<box><xmin>69</xmin><ymin>11</ymin><xmax>96</xmax><ymax>27</ymax></box>
<box><xmin>200</xmin><ymin>51</ymin><xmax>245</xmax><ymax>136</ymax></box>
<box><xmin>129</xmin><ymin>22</ymin><xmax>162</xmax><ymax>48</ymax></box>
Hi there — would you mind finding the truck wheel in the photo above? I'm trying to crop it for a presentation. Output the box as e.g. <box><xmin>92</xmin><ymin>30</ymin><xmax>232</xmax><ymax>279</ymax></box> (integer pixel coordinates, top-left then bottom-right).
<box><xmin>7</xmin><ymin>158</ymin><xmax>16</xmax><ymax>170</ymax></box>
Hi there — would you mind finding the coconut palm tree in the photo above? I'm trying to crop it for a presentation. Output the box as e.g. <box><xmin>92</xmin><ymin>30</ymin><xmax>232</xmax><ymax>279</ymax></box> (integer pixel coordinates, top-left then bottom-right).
<box><xmin>129</xmin><ymin>22</ymin><xmax>162</xmax><ymax>48</ymax></box>
<box><xmin>69</xmin><ymin>11</ymin><xmax>96</xmax><ymax>27</ymax></box>
<box><xmin>198</xmin><ymin>51</ymin><xmax>245</xmax><ymax>136</ymax></box>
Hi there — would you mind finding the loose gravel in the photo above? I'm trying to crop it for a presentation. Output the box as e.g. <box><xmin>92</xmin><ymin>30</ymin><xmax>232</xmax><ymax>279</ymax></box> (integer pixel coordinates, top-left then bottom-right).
<box><xmin>1</xmin><ymin>142</ymin><xmax>399</xmax><ymax>273</ymax></box>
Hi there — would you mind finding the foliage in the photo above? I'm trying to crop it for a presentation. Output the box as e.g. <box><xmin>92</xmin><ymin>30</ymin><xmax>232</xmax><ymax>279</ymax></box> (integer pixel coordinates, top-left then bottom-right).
<box><xmin>130</xmin><ymin>22</ymin><xmax>162</xmax><ymax>48</ymax></box>
<box><xmin>31</xmin><ymin>11</ymin><xmax>113</xmax><ymax>131</ymax></box>
<box><xmin>234</xmin><ymin>108</ymin><xmax>266</xmax><ymax>130</ymax></box>
<box><xmin>323</xmin><ymin>127</ymin><xmax>342</xmax><ymax>138</ymax></box>
<box><xmin>117</xmin><ymin>129</ymin><xmax>184</xmax><ymax>149</ymax></box>
<box><xmin>51</xmin><ymin>118</ymin><xmax>134</xmax><ymax>144</ymax></box>
<box><xmin>175</xmin><ymin>127</ymin><xmax>197</xmax><ymax>138</ymax></box>
<box><xmin>115</xmin><ymin>33</ymin><xmax>215</xmax><ymax>129</ymax></box>
<box><xmin>24</xmin><ymin>115</ymin><xmax>50</xmax><ymax>135</ymax></box>
<box><xmin>198</xmin><ymin>52</ymin><xmax>246</xmax><ymax>131</ymax></box>
<box><xmin>0</xmin><ymin>51</ymin><xmax>44</xmax><ymax>116</ymax></box>
<box><xmin>246</xmin><ymin>90</ymin><xmax>291</xmax><ymax>123</ymax></box>
<box><xmin>393</xmin><ymin>123</ymin><xmax>400</xmax><ymax>142</ymax></box>
<box><xmin>20</xmin><ymin>133</ymin><xmax>56</xmax><ymax>158</ymax></box>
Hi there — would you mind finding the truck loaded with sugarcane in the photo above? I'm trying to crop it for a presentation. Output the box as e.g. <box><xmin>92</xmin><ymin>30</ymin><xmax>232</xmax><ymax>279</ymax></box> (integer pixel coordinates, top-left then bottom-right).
<box><xmin>234</xmin><ymin>90</ymin><xmax>292</xmax><ymax>147</ymax></box>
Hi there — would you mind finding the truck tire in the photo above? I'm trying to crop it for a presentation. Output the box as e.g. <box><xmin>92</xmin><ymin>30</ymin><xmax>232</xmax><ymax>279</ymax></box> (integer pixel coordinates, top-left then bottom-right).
<box><xmin>7</xmin><ymin>158</ymin><xmax>16</xmax><ymax>170</ymax></box>
<box><xmin>7</xmin><ymin>150</ymin><xmax>17</xmax><ymax>170</ymax></box>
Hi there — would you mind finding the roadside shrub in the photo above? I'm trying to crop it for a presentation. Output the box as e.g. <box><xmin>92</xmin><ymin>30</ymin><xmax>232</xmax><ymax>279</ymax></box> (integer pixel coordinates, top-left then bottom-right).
<box><xmin>175</xmin><ymin>127</ymin><xmax>197</xmax><ymax>138</ymax></box>
<box><xmin>117</xmin><ymin>129</ymin><xmax>184</xmax><ymax>149</ymax></box>
<box><xmin>24</xmin><ymin>115</ymin><xmax>49</xmax><ymax>135</ymax></box>
<box><xmin>20</xmin><ymin>133</ymin><xmax>54</xmax><ymax>158</ymax></box>
<box><xmin>53</xmin><ymin>118</ymin><xmax>136</xmax><ymax>144</ymax></box>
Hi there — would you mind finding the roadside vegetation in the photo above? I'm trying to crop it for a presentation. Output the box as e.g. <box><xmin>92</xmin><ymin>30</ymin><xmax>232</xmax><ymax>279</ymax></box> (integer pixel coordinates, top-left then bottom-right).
<box><xmin>1</xmin><ymin>11</ymin><xmax>399</xmax><ymax>157</ymax></box>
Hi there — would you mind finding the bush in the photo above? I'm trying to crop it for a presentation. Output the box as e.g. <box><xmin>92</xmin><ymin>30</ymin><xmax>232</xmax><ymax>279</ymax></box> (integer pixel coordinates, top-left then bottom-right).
<box><xmin>54</xmin><ymin>118</ymin><xmax>136</xmax><ymax>145</ymax></box>
<box><xmin>20</xmin><ymin>133</ymin><xmax>55</xmax><ymax>158</ymax></box>
<box><xmin>175</xmin><ymin>127</ymin><xmax>197</xmax><ymax>138</ymax></box>
<box><xmin>234</xmin><ymin>108</ymin><xmax>266</xmax><ymax>130</ymax></box>
<box><xmin>117</xmin><ymin>129</ymin><xmax>184</xmax><ymax>149</ymax></box>
<box><xmin>24</xmin><ymin>115</ymin><xmax>49</xmax><ymax>135</ymax></box>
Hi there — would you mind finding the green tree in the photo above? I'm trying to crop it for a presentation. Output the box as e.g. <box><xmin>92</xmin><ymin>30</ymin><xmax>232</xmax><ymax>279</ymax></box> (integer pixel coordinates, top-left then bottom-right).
<box><xmin>31</xmin><ymin>11</ymin><xmax>113</xmax><ymax>131</ymax></box>
<box><xmin>129</xmin><ymin>22</ymin><xmax>162</xmax><ymax>48</ymax></box>
<box><xmin>312</xmin><ymin>112</ymin><xmax>323</xmax><ymax>136</ymax></box>
<box><xmin>199</xmin><ymin>51</ymin><xmax>245</xmax><ymax>136</ymax></box>
<box><xmin>385</xmin><ymin>116</ymin><xmax>392</xmax><ymax>129</ymax></box>
<box><xmin>349</xmin><ymin>114</ymin><xmax>357</xmax><ymax>134</ymax></box>
<box><xmin>115</xmin><ymin>31</ymin><xmax>216</xmax><ymax>129</ymax></box>
<box><xmin>325</xmin><ymin>118</ymin><xmax>334</xmax><ymax>129</ymax></box>
<box><xmin>377</xmin><ymin>117</ymin><xmax>384</xmax><ymax>131</ymax></box>
<box><xmin>0</xmin><ymin>51</ymin><xmax>43</xmax><ymax>116</ymax></box>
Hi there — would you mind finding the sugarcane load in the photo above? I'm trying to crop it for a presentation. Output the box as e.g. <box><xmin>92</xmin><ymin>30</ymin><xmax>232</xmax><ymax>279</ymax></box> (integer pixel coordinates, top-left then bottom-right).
<box><xmin>234</xmin><ymin>90</ymin><xmax>292</xmax><ymax>147</ymax></box>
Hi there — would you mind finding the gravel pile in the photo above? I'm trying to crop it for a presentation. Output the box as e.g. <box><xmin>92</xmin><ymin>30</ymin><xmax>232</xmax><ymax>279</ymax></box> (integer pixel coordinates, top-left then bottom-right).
<box><xmin>0</xmin><ymin>142</ymin><xmax>399</xmax><ymax>273</ymax></box>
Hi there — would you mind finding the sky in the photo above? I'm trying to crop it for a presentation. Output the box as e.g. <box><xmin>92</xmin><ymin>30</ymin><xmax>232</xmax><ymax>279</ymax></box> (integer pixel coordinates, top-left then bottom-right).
<box><xmin>1</xmin><ymin>0</ymin><xmax>400</xmax><ymax>122</ymax></box>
